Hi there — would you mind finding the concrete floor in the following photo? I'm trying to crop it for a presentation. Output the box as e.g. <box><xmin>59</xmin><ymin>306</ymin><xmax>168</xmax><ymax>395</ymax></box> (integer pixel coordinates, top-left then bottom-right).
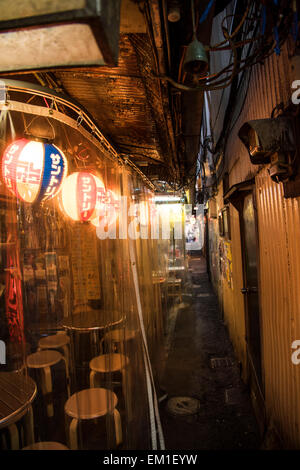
<box><xmin>159</xmin><ymin>255</ymin><xmax>261</xmax><ymax>450</ymax></box>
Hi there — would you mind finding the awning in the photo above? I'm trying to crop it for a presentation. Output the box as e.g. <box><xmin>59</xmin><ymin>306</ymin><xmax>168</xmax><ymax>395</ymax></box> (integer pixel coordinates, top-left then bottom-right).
<box><xmin>223</xmin><ymin>177</ymin><xmax>255</xmax><ymax>209</ymax></box>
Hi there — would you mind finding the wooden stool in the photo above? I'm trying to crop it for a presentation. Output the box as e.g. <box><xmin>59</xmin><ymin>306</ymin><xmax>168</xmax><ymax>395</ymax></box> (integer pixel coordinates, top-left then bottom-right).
<box><xmin>167</xmin><ymin>277</ymin><xmax>183</xmax><ymax>302</ymax></box>
<box><xmin>38</xmin><ymin>333</ymin><xmax>70</xmax><ymax>392</ymax></box>
<box><xmin>102</xmin><ymin>329</ymin><xmax>136</xmax><ymax>355</ymax></box>
<box><xmin>64</xmin><ymin>388</ymin><xmax>122</xmax><ymax>450</ymax></box>
<box><xmin>23</xmin><ymin>441</ymin><xmax>69</xmax><ymax>450</ymax></box>
<box><xmin>89</xmin><ymin>354</ymin><xmax>131</xmax><ymax>413</ymax></box>
<box><xmin>27</xmin><ymin>350</ymin><xmax>69</xmax><ymax>418</ymax></box>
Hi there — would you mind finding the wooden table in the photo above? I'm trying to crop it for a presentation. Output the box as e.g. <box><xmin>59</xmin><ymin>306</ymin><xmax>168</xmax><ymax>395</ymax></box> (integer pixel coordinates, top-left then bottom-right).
<box><xmin>168</xmin><ymin>266</ymin><xmax>185</xmax><ymax>272</ymax></box>
<box><xmin>62</xmin><ymin>311</ymin><xmax>125</xmax><ymax>390</ymax></box>
<box><xmin>62</xmin><ymin>310</ymin><xmax>124</xmax><ymax>332</ymax></box>
<box><xmin>0</xmin><ymin>372</ymin><xmax>37</xmax><ymax>449</ymax></box>
<box><xmin>0</xmin><ymin>372</ymin><xmax>36</xmax><ymax>428</ymax></box>
<box><xmin>152</xmin><ymin>276</ymin><xmax>166</xmax><ymax>285</ymax></box>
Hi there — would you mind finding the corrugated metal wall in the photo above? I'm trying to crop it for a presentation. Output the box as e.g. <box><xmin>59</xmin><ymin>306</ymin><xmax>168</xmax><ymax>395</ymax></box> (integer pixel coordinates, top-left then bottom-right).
<box><xmin>256</xmin><ymin>169</ymin><xmax>300</xmax><ymax>447</ymax></box>
<box><xmin>208</xmin><ymin>186</ymin><xmax>248</xmax><ymax>377</ymax></box>
<box><xmin>226</xmin><ymin>42</ymin><xmax>292</xmax><ymax>187</ymax></box>
<box><xmin>213</xmin><ymin>42</ymin><xmax>300</xmax><ymax>446</ymax></box>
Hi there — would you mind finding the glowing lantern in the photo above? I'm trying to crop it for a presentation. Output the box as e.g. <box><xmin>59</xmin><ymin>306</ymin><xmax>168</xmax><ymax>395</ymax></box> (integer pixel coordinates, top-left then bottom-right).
<box><xmin>91</xmin><ymin>189</ymin><xmax>118</xmax><ymax>229</ymax></box>
<box><xmin>2</xmin><ymin>138</ymin><xmax>68</xmax><ymax>203</ymax></box>
<box><xmin>60</xmin><ymin>171</ymin><xmax>105</xmax><ymax>222</ymax></box>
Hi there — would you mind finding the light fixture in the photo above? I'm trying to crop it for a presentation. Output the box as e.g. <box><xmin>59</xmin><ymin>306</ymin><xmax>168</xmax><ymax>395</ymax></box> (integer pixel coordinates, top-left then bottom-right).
<box><xmin>238</xmin><ymin>117</ymin><xmax>297</xmax><ymax>183</ymax></box>
<box><xmin>2</xmin><ymin>138</ymin><xmax>68</xmax><ymax>203</ymax></box>
<box><xmin>154</xmin><ymin>195</ymin><xmax>182</xmax><ymax>203</ymax></box>
<box><xmin>184</xmin><ymin>38</ymin><xmax>208</xmax><ymax>75</ymax></box>
<box><xmin>0</xmin><ymin>0</ymin><xmax>121</xmax><ymax>72</ymax></box>
<box><xmin>60</xmin><ymin>171</ymin><xmax>105</xmax><ymax>222</ymax></box>
<box><xmin>168</xmin><ymin>1</ymin><xmax>181</xmax><ymax>22</ymax></box>
<box><xmin>183</xmin><ymin>0</ymin><xmax>208</xmax><ymax>75</ymax></box>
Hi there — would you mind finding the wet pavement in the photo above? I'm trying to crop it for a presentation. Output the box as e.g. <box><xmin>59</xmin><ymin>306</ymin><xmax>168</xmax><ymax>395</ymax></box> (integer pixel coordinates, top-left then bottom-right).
<box><xmin>159</xmin><ymin>255</ymin><xmax>261</xmax><ymax>450</ymax></box>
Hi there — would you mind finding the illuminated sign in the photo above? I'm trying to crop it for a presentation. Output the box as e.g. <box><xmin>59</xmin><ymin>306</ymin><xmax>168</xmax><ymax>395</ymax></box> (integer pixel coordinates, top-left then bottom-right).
<box><xmin>60</xmin><ymin>171</ymin><xmax>105</xmax><ymax>222</ymax></box>
<box><xmin>2</xmin><ymin>138</ymin><xmax>68</xmax><ymax>203</ymax></box>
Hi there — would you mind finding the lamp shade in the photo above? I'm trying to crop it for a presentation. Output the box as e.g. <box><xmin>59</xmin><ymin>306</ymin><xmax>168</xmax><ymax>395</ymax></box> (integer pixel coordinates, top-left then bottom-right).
<box><xmin>183</xmin><ymin>38</ymin><xmax>208</xmax><ymax>74</ymax></box>
<box><xmin>0</xmin><ymin>0</ymin><xmax>121</xmax><ymax>72</ymax></box>
<box><xmin>2</xmin><ymin>138</ymin><xmax>68</xmax><ymax>203</ymax></box>
<box><xmin>60</xmin><ymin>171</ymin><xmax>105</xmax><ymax>222</ymax></box>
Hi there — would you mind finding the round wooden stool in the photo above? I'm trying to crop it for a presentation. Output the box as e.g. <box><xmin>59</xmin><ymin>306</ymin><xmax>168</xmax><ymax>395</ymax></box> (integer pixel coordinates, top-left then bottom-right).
<box><xmin>27</xmin><ymin>350</ymin><xmax>69</xmax><ymax>418</ymax></box>
<box><xmin>64</xmin><ymin>388</ymin><xmax>122</xmax><ymax>450</ymax></box>
<box><xmin>38</xmin><ymin>333</ymin><xmax>70</xmax><ymax>358</ymax></box>
<box><xmin>89</xmin><ymin>354</ymin><xmax>131</xmax><ymax>411</ymax></box>
<box><xmin>38</xmin><ymin>333</ymin><xmax>70</xmax><ymax>393</ymax></box>
<box><xmin>23</xmin><ymin>441</ymin><xmax>69</xmax><ymax>450</ymax></box>
<box><xmin>102</xmin><ymin>329</ymin><xmax>137</xmax><ymax>355</ymax></box>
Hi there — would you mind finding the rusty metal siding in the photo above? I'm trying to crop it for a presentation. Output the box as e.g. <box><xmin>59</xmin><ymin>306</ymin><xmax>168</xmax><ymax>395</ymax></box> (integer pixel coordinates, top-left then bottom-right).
<box><xmin>256</xmin><ymin>170</ymin><xmax>300</xmax><ymax>448</ymax></box>
<box><xmin>227</xmin><ymin>204</ymin><xmax>247</xmax><ymax>376</ymax></box>
<box><xmin>208</xmin><ymin>185</ymin><xmax>248</xmax><ymax>373</ymax></box>
<box><xmin>226</xmin><ymin>43</ymin><xmax>292</xmax><ymax>188</ymax></box>
<box><xmin>222</xmin><ymin>41</ymin><xmax>300</xmax><ymax>446</ymax></box>
<box><xmin>55</xmin><ymin>34</ymin><xmax>171</xmax><ymax>163</ymax></box>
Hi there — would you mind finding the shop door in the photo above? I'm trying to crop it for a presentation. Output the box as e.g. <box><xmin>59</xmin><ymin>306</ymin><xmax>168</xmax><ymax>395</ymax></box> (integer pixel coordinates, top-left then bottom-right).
<box><xmin>241</xmin><ymin>193</ymin><xmax>263</xmax><ymax>390</ymax></box>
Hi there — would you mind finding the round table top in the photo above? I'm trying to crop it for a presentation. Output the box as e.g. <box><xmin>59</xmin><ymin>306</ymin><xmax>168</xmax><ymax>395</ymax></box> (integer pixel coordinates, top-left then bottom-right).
<box><xmin>65</xmin><ymin>388</ymin><xmax>118</xmax><ymax>420</ymax></box>
<box><xmin>0</xmin><ymin>372</ymin><xmax>37</xmax><ymax>428</ymax></box>
<box><xmin>38</xmin><ymin>334</ymin><xmax>70</xmax><ymax>349</ymax></box>
<box><xmin>152</xmin><ymin>276</ymin><xmax>166</xmax><ymax>285</ymax></box>
<box><xmin>104</xmin><ymin>328</ymin><xmax>137</xmax><ymax>342</ymax></box>
<box><xmin>90</xmin><ymin>353</ymin><xmax>129</xmax><ymax>373</ymax></box>
<box><xmin>62</xmin><ymin>310</ymin><xmax>124</xmax><ymax>332</ymax></box>
<box><xmin>27</xmin><ymin>320</ymin><xmax>64</xmax><ymax>333</ymax></box>
<box><xmin>167</xmin><ymin>277</ymin><xmax>182</xmax><ymax>284</ymax></box>
<box><xmin>23</xmin><ymin>441</ymin><xmax>69</xmax><ymax>450</ymax></box>
<box><xmin>27</xmin><ymin>350</ymin><xmax>63</xmax><ymax>369</ymax></box>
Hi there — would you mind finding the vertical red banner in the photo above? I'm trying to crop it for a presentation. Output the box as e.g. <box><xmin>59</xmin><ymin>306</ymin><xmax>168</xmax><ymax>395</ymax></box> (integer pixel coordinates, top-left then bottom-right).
<box><xmin>5</xmin><ymin>227</ymin><xmax>24</xmax><ymax>344</ymax></box>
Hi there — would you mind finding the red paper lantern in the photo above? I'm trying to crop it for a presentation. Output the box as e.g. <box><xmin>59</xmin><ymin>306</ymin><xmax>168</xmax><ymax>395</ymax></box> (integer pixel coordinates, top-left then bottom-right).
<box><xmin>60</xmin><ymin>171</ymin><xmax>105</xmax><ymax>221</ymax></box>
<box><xmin>2</xmin><ymin>138</ymin><xmax>68</xmax><ymax>203</ymax></box>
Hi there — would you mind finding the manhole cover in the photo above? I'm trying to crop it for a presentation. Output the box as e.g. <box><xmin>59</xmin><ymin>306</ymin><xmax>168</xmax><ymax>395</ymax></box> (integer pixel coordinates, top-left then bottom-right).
<box><xmin>166</xmin><ymin>396</ymin><xmax>200</xmax><ymax>416</ymax></box>
<box><xmin>210</xmin><ymin>357</ymin><xmax>235</xmax><ymax>369</ymax></box>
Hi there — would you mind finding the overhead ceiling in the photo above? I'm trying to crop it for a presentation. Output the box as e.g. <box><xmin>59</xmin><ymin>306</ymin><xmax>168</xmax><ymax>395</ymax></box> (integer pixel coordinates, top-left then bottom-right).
<box><xmin>55</xmin><ymin>33</ymin><xmax>174</xmax><ymax>167</ymax></box>
<box><xmin>0</xmin><ymin>0</ymin><xmax>227</xmax><ymax>196</ymax></box>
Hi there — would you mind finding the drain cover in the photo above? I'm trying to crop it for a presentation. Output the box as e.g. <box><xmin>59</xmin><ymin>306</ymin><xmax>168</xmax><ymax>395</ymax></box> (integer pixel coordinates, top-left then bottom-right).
<box><xmin>166</xmin><ymin>396</ymin><xmax>200</xmax><ymax>416</ymax></box>
<box><xmin>210</xmin><ymin>357</ymin><xmax>235</xmax><ymax>369</ymax></box>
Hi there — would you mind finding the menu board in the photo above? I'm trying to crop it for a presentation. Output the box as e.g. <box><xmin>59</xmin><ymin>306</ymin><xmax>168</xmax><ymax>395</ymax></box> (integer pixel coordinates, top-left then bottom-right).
<box><xmin>70</xmin><ymin>224</ymin><xmax>101</xmax><ymax>306</ymax></box>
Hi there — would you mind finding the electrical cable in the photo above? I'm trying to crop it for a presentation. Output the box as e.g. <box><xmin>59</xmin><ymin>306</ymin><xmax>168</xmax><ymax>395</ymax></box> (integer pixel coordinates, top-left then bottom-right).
<box><xmin>199</xmin><ymin>0</ymin><xmax>215</xmax><ymax>24</ymax></box>
<box><xmin>165</xmin><ymin>0</ymin><xmax>293</xmax><ymax>93</ymax></box>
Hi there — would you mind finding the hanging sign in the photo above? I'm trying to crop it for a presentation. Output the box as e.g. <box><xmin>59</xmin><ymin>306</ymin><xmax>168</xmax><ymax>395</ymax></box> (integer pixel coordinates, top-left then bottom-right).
<box><xmin>2</xmin><ymin>138</ymin><xmax>68</xmax><ymax>203</ymax></box>
<box><xmin>60</xmin><ymin>171</ymin><xmax>105</xmax><ymax>222</ymax></box>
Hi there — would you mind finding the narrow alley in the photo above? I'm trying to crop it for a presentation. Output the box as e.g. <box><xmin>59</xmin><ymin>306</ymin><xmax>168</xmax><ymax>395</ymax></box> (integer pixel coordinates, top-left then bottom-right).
<box><xmin>160</xmin><ymin>255</ymin><xmax>261</xmax><ymax>450</ymax></box>
<box><xmin>0</xmin><ymin>0</ymin><xmax>300</xmax><ymax>457</ymax></box>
